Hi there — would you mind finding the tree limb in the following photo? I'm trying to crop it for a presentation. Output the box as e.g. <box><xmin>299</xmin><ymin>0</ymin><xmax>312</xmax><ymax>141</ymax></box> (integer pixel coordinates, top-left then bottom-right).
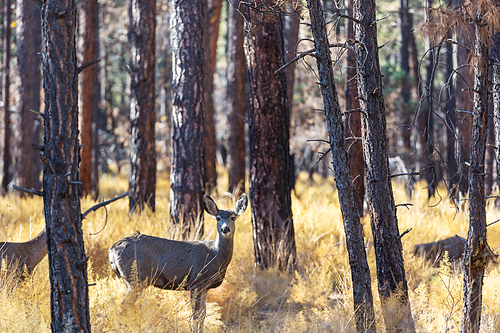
<box><xmin>77</xmin><ymin>58</ymin><xmax>101</xmax><ymax>74</ymax></box>
<box><xmin>13</xmin><ymin>185</ymin><xmax>43</xmax><ymax>196</ymax></box>
<box><xmin>82</xmin><ymin>192</ymin><xmax>128</xmax><ymax>219</ymax></box>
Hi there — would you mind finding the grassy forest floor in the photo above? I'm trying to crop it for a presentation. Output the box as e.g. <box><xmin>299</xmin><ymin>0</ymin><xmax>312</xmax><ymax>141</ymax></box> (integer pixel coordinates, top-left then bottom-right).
<box><xmin>1</xmin><ymin>171</ymin><xmax>500</xmax><ymax>332</ymax></box>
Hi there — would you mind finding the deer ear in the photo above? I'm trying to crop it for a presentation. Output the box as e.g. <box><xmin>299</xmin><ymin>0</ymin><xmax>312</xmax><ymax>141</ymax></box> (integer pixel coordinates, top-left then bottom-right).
<box><xmin>203</xmin><ymin>195</ymin><xmax>219</xmax><ymax>216</ymax></box>
<box><xmin>233</xmin><ymin>194</ymin><xmax>248</xmax><ymax>216</ymax></box>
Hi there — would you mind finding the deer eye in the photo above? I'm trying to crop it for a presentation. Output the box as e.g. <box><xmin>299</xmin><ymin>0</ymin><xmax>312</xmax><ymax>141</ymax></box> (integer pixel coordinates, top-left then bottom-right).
<box><xmin>216</xmin><ymin>216</ymin><xmax>221</xmax><ymax>221</ymax></box>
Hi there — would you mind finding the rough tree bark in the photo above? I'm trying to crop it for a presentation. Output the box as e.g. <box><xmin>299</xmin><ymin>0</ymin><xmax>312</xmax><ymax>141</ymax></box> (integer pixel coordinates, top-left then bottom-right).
<box><xmin>445</xmin><ymin>24</ymin><xmax>458</xmax><ymax>200</ymax></box>
<box><xmin>80</xmin><ymin>0</ymin><xmax>99</xmax><ymax>199</ymax></box>
<box><xmin>244</xmin><ymin>0</ymin><xmax>296</xmax><ymax>272</ymax></box>
<box><xmin>128</xmin><ymin>0</ymin><xmax>156</xmax><ymax>212</ymax></box>
<box><xmin>307</xmin><ymin>0</ymin><xmax>375</xmax><ymax>331</ymax></box>
<box><xmin>2</xmin><ymin>0</ymin><xmax>11</xmax><ymax>193</ymax></box>
<box><xmin>15</xmin><ymin>0</ymin><xmax>42</xmax><ymax>194</ymax></box>
<box><xmin>353</xmin><ymin>0</ymin><xmax>416</xmax><ymax>330</ymax></box>
<box><xmin>170</xmin><ymin>0</ymin><xmax>206</xmax><ymax>236</ymax></box>
<box><xmin>227</xmin><ymin>0</ymin><xmax>246</xmax><ymax>195</ymax></box>
<box><xmin>345</xmin><ymin>0</ymin><xmax>364</xmax><ymax>216</ymax></box>
<box><xmin>493</xmin><ymin>32</ymin><xmax>500</xmax><ymax>190</ymax></box>
<box><xmin>399</xmin><ymin>0</ymin><xmax>412</xmax><ymax>150</ymax></box>
<box><xmin>203</xmin><ymin>0</ymin><xmax>222</xmax><ymax>193</ymax></box>
<box><xmin>460</xmin><ymin>10</ymin><xmax>493</xmax><ymax>332</ymax></box>
<box><xmin>40</xmin><ymin>0</ymin><xmax>91</xmax><ymax>331</ymax></box>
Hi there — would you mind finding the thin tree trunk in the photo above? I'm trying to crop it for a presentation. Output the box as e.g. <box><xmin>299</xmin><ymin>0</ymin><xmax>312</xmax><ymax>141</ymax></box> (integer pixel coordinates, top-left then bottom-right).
<box><xmin>15</xmin><ymin>0</ymin><xmax>42</xmax><ymax>194</ymax></box>
<box><xmin>244</xmin><ymin>0</ymin><xmax>296</xmax><ymax>272</ymax></box>
<box><xmin>307</xmin><ymin>0</ymin><xmax>375</xmax><ymax>331</ymax></box>
<box><xmin>170</xmin><ymin>0</ymin><xmax>206</xmax><ymax>237</ymax></box>
<box><xmin>81</xmin><ymin>0</ymin><xmax>99</xmax><ymax>199</ymax></box>
<box><xmin>399</xmin><ymin>0</ymin><xmax>412</xmax><ymax>150</ymax></box>
<box><xmin>203</xmin><ymin>0</ymin><xmax>222</xmax><ymax>193</ymax></box>
<box><xmin>353</xmin><ymin>0</ymin><xmax>416</xmax><ymax>330</ymax></box>
<box><xmin>493</xmin><ymin>32</ymin><xmax>500</xmax><ymax>190</ymax></box>
<box><xmin>345</xmin><ymin>0</ymin><xmax>364</xmax><ymax>216</ymax></box>
<box><xmin>128</xmin><ymin>0</ymin><xmax>156</xmax><ymax>212</ymax></box>
<box><xmin>91</xmin><ymin>4</ymin><xmax>100</xmax><ymax>200</ymax></box>
<box><xmin>460</xmin><ymin>11</ymin><xmax>491</xmax><ymax>333</ymax></box>
<box><xmin>446</xmin><ymin>28</ymin><xmax>458</xmax><ymax>200</ymax></box>
<box><xmin>2</xmin><ymin>0</ymin><xmax>11</xmax><ymax>193</ymax></box>
<box><xmin>40</xmin><ymin>0</ymin><xmax>90</xmax><ymax>330</ymax></box>
<box><xmin>227</xmin><ymin>0</ymin><xmax>246</xmax><ymax>195</ymax></box>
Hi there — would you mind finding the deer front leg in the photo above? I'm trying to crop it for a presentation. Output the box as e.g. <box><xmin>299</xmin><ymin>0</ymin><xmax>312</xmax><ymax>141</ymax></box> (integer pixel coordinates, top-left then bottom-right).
<box><xmin>190</xmin><ymin>288</ymin><xmax>207</xmax><ymax>333</ymax></box>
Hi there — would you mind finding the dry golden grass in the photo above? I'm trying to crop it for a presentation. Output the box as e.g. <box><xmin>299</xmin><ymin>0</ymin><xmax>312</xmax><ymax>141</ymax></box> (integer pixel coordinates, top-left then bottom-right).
<box><xmin>1</xmin><ymin>171</ymin><xmax>500</xmax><ymax>332</ymax></box>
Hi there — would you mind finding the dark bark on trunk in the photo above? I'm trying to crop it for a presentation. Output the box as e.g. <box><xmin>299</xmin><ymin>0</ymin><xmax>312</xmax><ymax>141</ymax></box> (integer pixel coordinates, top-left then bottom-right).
<box><xmin>345</xmin><ymin>0</ymin><xmax>364</xmax><ymax>216</ymax></box>
<box><xmin>307</xmin><ymin>1</ymin><xmax>375</xmax><ymax>331</ymax></box>
<box><xmin>492</xmin><ymin>32</ymin><xmax>500</xmax><ymax>189</ymax></box>
<box><xmin>203</xmin><ymin>0</ymin><xmax>222</xmax><ymax>193</ymax></box>
<box><xmin>353</xmin><ymin>0</ymin><xmax>415</xmax><ymax>330</ymax></box>
<box><xmin>2</xmin><ymin>0</ymin><xmax>11</xmax><ymax>193</ymax></box>
<box><xmin>81</xmin><ymin>0</ymin><xmax>99</xmax><ymax>200</ymax></box>
<box><xmin>40</xmin><ymin>1</ymin><xmax>91</xmax><ymax>331</ymax></box>
<box><xmin>128</xmin><ymin>0</ymin><xmax>157</xmax><ymax>212</ymax></box>
<box><xmin>170</xmin><ymin>0</ymin><xmax>206</xmax><ymax>237</ymax></box>
<box><xmin>485</xmin><ymin>115</ymin><xmax>494</xmax><ymax>196</ymax></box>
<box><xmin>227</xmin><ymin>0</ymin><xmax>246</xmax><ymax>195</ymax></box>
<box><xmin>243</xmin><ymin>1</ymin><xmax>296</xmax><ymax>272</ymax></box>
<box><xmin>15</xmin><ymin>0</ymin><xmax>42</xmax><ymax>194</ymax></box>
<box><xmin>460</xmin><ymin>14</ymin><xmax>490</xmax><ymax>333</ymax></box>
<box><xmin>408</xmin><ymin>12</ymin><xmax>420</xmax><ymax>101</ymax></box>
<box><xmin>283</xmin><ymin>13</ymin><xmax>299</xmax><ymax>113</ymax></box>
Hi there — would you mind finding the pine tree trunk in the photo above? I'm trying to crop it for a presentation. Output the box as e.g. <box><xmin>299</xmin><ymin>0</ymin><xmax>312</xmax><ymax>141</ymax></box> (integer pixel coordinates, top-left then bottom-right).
<box><xmin>445</xmin><ymin>28</ymin><xmax>458</xmax><ymax>200</ymax></box>
<box><xmin>399</xmin><ymin>0</ymin><xmax>412</xmax><ymax>150</ymax></box>
<box><xmin>128</xmin><ymin>0</ymin><xmax>156</xmax><ymax>212</ymax></box>
<box><xmin>244</xmin><ymin>1</ymin><xmax>296</xmax><ymax>272</ymax></box>
<box><xmin>15</xmin><ymin>0</ymin><xmax>42</xmax><ymax>194</ymax></box>
<box><xmin>170</xmin><ymin>0</ymin><xmax>206</xmax><ymax>237</ymax></box>
<box><xmin>492</xmin><ymin>32</ymin><xmax>500</xmax><ymax>188</ymax></box>
<box><xmin>307</xmin><ymin>1</ymin><xmax>375</xmax><ymax>331</ymax></box>
<box><xmin>227</xmin><ymin>0</ymin><xmax>246</xmax><ymax>195</ymax></box>
<box><xmin>460</xmin><ymin>12</ymin><xmax>490</xmax><ymax>333</ymax></box>
<box><xmin>353</xmin><ymin>0</ymin><xmax>415</xmax><ymax>330</ymax></box>
<box><xmin>40</xmin><ymin>1</ymin><xmax>90</xmax><ymax>330</ymax></box>
<box><xmin>1</xmin><ymin>0</ymin><xmax>11</xmax><ymax>193</ymax></box>
<box><xmin>345</xmin><ymin>0</ymin><xmax>364</xmax><ymax>216</ymax></box>
<box><xmin>80</xmin><ymin>0</ymin><xmax>99</xmax><ymax>199</ymax></box>
<box><xmin>203</xmin><ymin>0</ymin><xmax>222</xmax><ymax>193</ymax></box>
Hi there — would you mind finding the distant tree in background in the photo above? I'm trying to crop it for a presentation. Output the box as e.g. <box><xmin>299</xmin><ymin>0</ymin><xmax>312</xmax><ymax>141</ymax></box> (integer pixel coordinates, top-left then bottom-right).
<box><xmin>353</xmin><ymin>0</ymin><xmax>416</xmax><ymax>329</ymax></box>
<box><xmin>14</xmin><ymin>0</ymin><xmax>42</xmax><ymax>194</ymax></box>
<box><xmin>170</xmin><ymin>0</ymin><xmax>206</xmax><ymax>237</ymax></box>
<box><xmin>493</xmin><ymin>32</ymin><xmax>500</xmax><ymax>191</ymax></box>
<box><xmin>226</xmin><ymin>0</ymin><xmax>246</xmax><ymax>195</ymax></box>
<box><xmin>40</xmin><ymin>0</ymin><xmax>91</xmax><ymax>330</ymax></box>
<box><xmin>128</xmin><ymin>0</ymin><xmax>156</xmax><ymax>212</ymax></box>
<box><xmin>203</xmin><ymin>0</ymin><xmax>222</xmax><ymax>194</ymax></box>
<box><xmin>244</xmin><ymin>0</ymin><xmax>296</xmax><ymax>272</ymax></box>
<box><xmin>80</xmin><ymin>0</ymin><xmax>100</xmax><ymax>200</ymax></box>
<box><xmin>2</xmin><ymin>0</ymin><xmax>11</xmax><ymax>193</ymax></box>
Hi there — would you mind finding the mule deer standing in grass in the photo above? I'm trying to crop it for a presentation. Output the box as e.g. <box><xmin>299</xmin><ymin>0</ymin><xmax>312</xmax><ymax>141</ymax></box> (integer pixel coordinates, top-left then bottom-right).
<box><xmin>0</xmin><ymin>228</ymin><xmax>47</xmax><ymax>278</ymax></box>
<box><xmin>108</xmin><ymin>194</ymin><xmax>248</xmax><ymax>332</ymax></box>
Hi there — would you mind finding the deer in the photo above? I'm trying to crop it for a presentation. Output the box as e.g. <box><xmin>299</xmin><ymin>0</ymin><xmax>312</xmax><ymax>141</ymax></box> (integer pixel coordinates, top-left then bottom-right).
<box><xmin>414</xmin><ymin>235</ymin><xmax>466</xmax><ymax>267</ymax></box>
<box><xmin>0</xmin><ymin>228</ymin><xmax>47</xmax><ymax>278</ymax></box>
<box><xmin>108</xmin><ymin>193</ymin><xmax>248</xmax><ymax>332</ymax></box>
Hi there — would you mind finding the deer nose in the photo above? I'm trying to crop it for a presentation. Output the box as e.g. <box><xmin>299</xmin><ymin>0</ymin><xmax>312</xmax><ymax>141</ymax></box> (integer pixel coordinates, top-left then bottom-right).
<box><xmin>221</xmin><ymin>226</ymin><xmax>231</xmax><ymax>234</ymax></box>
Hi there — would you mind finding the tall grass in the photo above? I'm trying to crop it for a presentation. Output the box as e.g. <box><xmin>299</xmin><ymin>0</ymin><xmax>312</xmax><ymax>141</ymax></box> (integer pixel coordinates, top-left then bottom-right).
<box><xmin>1</xmin><ymin>171</ymin><xmax>499</xmax><ymax>332</ymax></box>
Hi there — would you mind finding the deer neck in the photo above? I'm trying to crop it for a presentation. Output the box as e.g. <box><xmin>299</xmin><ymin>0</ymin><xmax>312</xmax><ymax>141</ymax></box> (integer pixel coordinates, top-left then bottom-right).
<box><xmin>214</xmin><ymin>233</ymin><xmax>234</xmax><ymax>268</ymax></box>
<box><xmin>28</xmin><ymin>229</ymin><xmax>47</xmax><ymax>266</ymax></box>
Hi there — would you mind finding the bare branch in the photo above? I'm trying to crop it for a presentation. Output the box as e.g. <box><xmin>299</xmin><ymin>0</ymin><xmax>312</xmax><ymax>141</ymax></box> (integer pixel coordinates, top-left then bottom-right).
<box><xmin>13</xmin><ymin>185</ymin><xmax>43</xmax><ymax>196</ymax></box>
<box><xmin>487</xmin><ymin>219</ymin><xmax>500</xmax><ymax>227</ymax></box>
<box><xmin>316</xmin><ymin>148</ymin><xmax>332</xmax><ymax>163</ymax></box>
<box><xmin>391</xmin><ymin>166</ymin><xmax>431</xmax><ymax>178</ymax></box>
<box><xmin>30</xmin><ymin>109</ymin><xmax>45</xmax><ymax>117</ymax></box>
<box><xmin>455</xmin><ymin>234</ymin><xmax>467</xmax><ymax>242</ymax></box>
<box><xmin>444</xmin><ymin>39</ymin><xmax>472</xmax><ymax>52</ymax></box>
<box><xmin>395</xmin><ymin>203</ymin><xmax>413</xmax><ymax>209</ymax></box>
<box><xmin>398</xmin><ymin>228</ymin><xmax>412</xmax><ymax>239</ymax></box>
<box><xmin>371</xmin><ymin>14</ymin><xmax>390</xmax><ymax>26</ymax></box>
<box><xmin>307</xmin><ymin>139</ymin><xmax>329</xmax><ymax>144</ymax></box>
<box><xmin>82</xmin><ymin>192</ymin><xmax>128</xmax><ymax>219</ymax></box>
<box><xmin>77</xmin><ymin>58</ymin><xmax>101</xmax><ymax>74</ymax></box>
<box><xmin>343</xmin><ymin>108</ymin><xmax>368</xmax><ymax>117</ymax></box>
<box><xmin>236</xmin><ymin>113</ymin><xmax>251</xmax><ymax>125</ymax></box>
<box><xmin>333</xmin><ymin>13</ymin><xmax>360</xmax><ymax>24</ymax></box>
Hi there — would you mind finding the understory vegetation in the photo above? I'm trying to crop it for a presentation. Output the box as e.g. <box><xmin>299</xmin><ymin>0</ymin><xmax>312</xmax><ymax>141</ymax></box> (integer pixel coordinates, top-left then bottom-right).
<box><xmin>1</xmin><ymin>171</ymin><xmax>500</xmax><ymax>332</ymax></box>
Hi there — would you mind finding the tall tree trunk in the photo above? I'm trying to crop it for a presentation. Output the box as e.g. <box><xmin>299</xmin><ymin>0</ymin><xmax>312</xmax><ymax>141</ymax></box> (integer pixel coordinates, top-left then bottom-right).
<box><xmin>80</xmin><ymin>0</ymin><xmax>99</xmax><ymax>199</ymax></box>
<box><xmin>446</xmin><ymin>27</ymin><xmax>458</xmax><ymax>200</ymax></box>
<box><xmin>15</xmin><ymin>0</ymin><xmax>42</xmax><ymax>194</ymax></box>
<box><xmin>128</xmin><ymin>0</ymin><xmax>156</xmax><ymax>212</ymax></box>
<box><xmin>40</xmin><ymin>0</ymin><xmax>90</xmax><ymax>331</ymax></box>
<box><xmin>399</xmin><ymin>0</ymin><xmax>412</xmax><ymax>150</ymax></box>
<box><xmin>226</xmin><ymin>0</ymin><xmax>246</xmax><ymax>195</ymax></box>
<box><xmin>460</xmin><ymin>11</ymin><xmax>491</xmax><ymax>333</ymax></box>
<box><xmin>1</xmin><ymin>0</ymin><xmax>11</xmax><ymax>193</ymax></box>
<box><xmin>493</xmin><ymin>32</ymin><xmax>500</xmax><ymax>189</ymax></box>
<box><xmin>203</xmin><ymin>0</ymin><xmax>222</xmax><ymax>193</ymax></box>
<box><xmin>91</xmin><ymin>4</ymin><xmax>100</xmax><ymax>200</ymax></box>
<box><xmin>353</xmin><ymin>0</ymin><xmax>416</xmax><ymax>330</ymax></box>
<box><xmin>170</xmin><ymin>0</ymin><xmax>206</xmax><ymax>237</ymax></box>
<box><xmin>244</xmin><ymin>1</ymin><xmax>296</xmax><ymax>272</ymax></box>
<box><xmin>307</xmin><ymin>1</ymin><xmax>375</xmax><ymax>331</ymax></box>
<box><xmin>345</xmin><ymin>0</ymin><xmax>364</xmax><ymax>215</ymax></box>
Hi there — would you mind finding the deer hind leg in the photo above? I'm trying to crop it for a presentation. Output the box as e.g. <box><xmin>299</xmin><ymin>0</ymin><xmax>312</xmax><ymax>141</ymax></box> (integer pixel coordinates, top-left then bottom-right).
<box><xmin>190</xmin><ymin>288</ymin><xmax>207</xmax><ymax>333</ymax></box>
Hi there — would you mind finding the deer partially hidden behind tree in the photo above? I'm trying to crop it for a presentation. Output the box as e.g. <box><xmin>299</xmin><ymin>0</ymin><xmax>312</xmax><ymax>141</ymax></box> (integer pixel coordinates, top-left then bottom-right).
<box><xmin>108</xmin><ymin>194</ymin><xmax>248</xmax><ymax>332</ymax></box>
<box><xmin>0</xmin><ymin>228</ymin><xmax>47</xmax><ymax>278</ymax></box>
